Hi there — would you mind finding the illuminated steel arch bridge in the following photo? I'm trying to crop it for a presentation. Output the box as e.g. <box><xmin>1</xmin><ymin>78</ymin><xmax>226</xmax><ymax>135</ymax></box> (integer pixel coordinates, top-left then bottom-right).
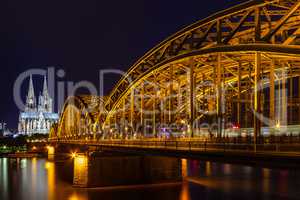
<box><xmin>51</xmin><ymin>0</ymin><xmax>300</xmax><ymax>145</ymax></box>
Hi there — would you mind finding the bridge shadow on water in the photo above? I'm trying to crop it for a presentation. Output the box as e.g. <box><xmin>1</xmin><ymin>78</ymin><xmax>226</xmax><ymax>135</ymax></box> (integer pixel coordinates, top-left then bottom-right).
<box><xmin>1</xmin><ymin>155</ymin><xmax>300</xmax><ymax>200</ymax></box>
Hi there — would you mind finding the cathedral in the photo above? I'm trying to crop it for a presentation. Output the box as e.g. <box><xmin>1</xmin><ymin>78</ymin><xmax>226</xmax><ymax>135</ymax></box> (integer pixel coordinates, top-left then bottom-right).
<box><xmin>18</xmin><ymin>75</ymin><xmax>59</xmax><ymax>135</ymax></box>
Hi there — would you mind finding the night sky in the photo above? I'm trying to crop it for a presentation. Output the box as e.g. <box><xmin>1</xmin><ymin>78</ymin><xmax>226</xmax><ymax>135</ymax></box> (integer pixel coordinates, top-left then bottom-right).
<box><xmin>0</xmin><ymin>0</ymin><xmax>247</xmax><ymax>129</ymax></box>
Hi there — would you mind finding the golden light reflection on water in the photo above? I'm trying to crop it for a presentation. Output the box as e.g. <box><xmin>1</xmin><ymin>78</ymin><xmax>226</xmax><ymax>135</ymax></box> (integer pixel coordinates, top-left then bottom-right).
<box><xmin>180</xmin><ymin>159</ymin><xmax>190</xmax><ymax>200</ymax></box>
<box><xmin>206</xmin><ymin>161</ymin><xmax>211</xmax><ymax>176</ymax></box>
<box><xmin>181</xmin><ymin>159</ymin><xmax>188</xmax><ymax>178</ymax></box>
<box><xmin>180</xmin><ymin>182</ymin><xmax>190</xmax><ymax>200</ymax></box>
<box><xmin>31</xmin><ymin>157</ymin><xmax>37</xmax><ymax>195</ymax></box>
<box><xmin>262</xmin><ymin>168</ymin><xmax>270</xmax><ymax>193</ymax></box>
<box><xmin>45</xmin><ymin>161</ymin><xmax>55</xmax><ymax>200</ymax></box>
<box><xmin>68</xmin><ymin>192</ymin><xmax>88</xmax><ymax>200</ymax></box>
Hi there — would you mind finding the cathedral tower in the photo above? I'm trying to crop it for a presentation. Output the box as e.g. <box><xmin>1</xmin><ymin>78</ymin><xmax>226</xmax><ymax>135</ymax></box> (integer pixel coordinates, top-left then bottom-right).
<box><xmin>38</xmin><ymin>76</ymin><xmax>53</xmax><ymax>113</ymax></box>
<box><xmin>25</xmin><ymin>75</ymin><xmax>36</xmax><ymax>112</ymax></box>
<box><xmin>18</xmin><ymin>75</ymin><xmax>59</xmax><ymax>135</ymax></box>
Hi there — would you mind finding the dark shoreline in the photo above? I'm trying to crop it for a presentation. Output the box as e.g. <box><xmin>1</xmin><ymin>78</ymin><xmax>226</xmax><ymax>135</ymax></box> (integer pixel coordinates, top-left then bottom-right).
<box><xmin>0</xmin><ymin>152</ymin><xmax>44</xmax><ymax>158</ymax></box>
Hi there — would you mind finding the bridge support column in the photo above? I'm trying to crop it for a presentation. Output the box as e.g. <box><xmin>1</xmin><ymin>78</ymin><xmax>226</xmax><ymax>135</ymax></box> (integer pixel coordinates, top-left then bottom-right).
<box><xmin>281</xmin><ymin>68</ymin><xmax>287</xmax><ymax>128</ymax></box>
<box><xmin>289</xmin><ymin>76</ymin><xmax>293</xmax><ymax>125</ymax></box>
<box><xmin>130</xmin><ymin>89</ymin><xmax>135</xmax><ymax>138</ymax></box>
<box><xmin>140</xmin><ymin>83</ymin><xmax>144</xmax><ymax>137</ymax></box>
<box><xmin>47</xmin><ymin>146</ymin><xmax>55</xmax><ymax>160</ymax></box>
<box><xmin>169</xmin><ymin>65</ymin><xmax>174</xmax><ymax>124</ymax></box>
<box><xmin>153</xmin><ymin>78</ymin><xmax>157</xmax><ymax>137</ymax></box>
<box><xmin>237</xmin><ymin>61</ymin><xmax>242</xmax><ymax>132</ymax></box>
<box><xmin>216</xmin><ymin>53</ymin><xmax>223</xmax><ymax>138</ymax></box>
<box><xmin>254</xmin><ymin>52</ymin><xmax>262</xmax><ymax>151</ymax></box>
<box><xmin>270</xmin><ymin>60</ymin><xmax>275</xmax><ymax>133</ymax></box>
<box><xmin>122</xmin><ymin>98</ymin><xmax>127</xmax><ymax>139</ymax></box>
<box><xmin>73</xmin><ymin>153</ymin><xmax>181</xmax><ymax>188</ymax></box>
<box><xmin>189</xmin><ymin>60</ymin><xmax>195</xmax><ymax>138</ymax></box>
<box><xmin>73</xmin><ymin>153</ymin><xmax>89</xmax><ymax>187</ymax></box>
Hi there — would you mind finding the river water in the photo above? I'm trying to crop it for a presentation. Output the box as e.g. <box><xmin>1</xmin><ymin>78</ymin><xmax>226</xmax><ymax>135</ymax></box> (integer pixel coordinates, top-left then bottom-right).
<box><xmin>0</xmin><ymin>157</ymin><xmax>299</xmax><ymax>200</ymax></box>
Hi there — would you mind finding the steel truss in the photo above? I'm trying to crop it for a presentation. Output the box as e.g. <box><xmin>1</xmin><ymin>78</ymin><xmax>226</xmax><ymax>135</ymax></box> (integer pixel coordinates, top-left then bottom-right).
<box><xmin>54</xmin><ymin>0</ymin><xmax>300</xmax><ymax>142</ymax></box>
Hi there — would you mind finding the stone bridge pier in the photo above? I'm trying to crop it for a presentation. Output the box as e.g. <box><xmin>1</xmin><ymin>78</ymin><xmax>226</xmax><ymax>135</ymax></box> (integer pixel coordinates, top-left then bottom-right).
<box><xmin>73</xmin><ymin>152</ymin><xmax>182</xmax><ymax>188</ymax></box>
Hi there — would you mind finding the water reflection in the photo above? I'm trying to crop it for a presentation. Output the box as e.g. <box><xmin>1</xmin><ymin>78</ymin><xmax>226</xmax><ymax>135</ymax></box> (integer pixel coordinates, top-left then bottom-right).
<box><xmin>1</xmin><ymin>157</ymin><xmax>300</xmax><ymax>200</ymax></box>
<box><xmin>262</xmin><ymin>168</ymin><xmax>270</xmax><ymax>194</ymax></box>
<box><xmin>179</xmin><ymin>182</ymin><xmax>190</xmax><ymax>200</ymax></box>
<box><xmin>205</xmin><ymin>161</ymin><xmax>211</xmax><ymax>176</ymax></box>
<box><xmin>45</xmin><ymin>161</ymin><xmax>55</xmax><ymax>200</ymax></box>
<box><xmin>1</xmin><ymin>158</ymin><xmax>8</xmax><ymax>200</ymax></box>
<box><xmin>181</xmin><ymin>159</ymin><xmax>188</xmax><ymax>179</ymax></box>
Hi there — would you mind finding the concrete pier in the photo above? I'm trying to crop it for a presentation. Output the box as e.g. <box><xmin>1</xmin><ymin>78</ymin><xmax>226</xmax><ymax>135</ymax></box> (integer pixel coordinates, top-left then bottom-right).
<box><xmin>73</xmin><ymin>152</ymin><xmax>182</xmax><ymax>188</ymax></box>
<box><xmin>47</xmin><ymin>146</ymin><xmax>55</xmax><ymax>160</ymax></box>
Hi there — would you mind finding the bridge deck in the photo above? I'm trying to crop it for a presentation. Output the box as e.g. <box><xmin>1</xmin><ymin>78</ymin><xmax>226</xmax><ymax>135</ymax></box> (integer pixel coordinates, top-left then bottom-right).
<box><xmin>51</xmin><ymin>139</ymin><xmax>300</xmax><ymax>166</ymax></box>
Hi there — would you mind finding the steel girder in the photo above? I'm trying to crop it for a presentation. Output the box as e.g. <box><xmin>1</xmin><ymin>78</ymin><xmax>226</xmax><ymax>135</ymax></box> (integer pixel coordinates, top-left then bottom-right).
<box><xmin>105</xmin><ymin>0</ymin><xmax>300</xmax><ymax>114</ymax></box>
<box><xmin>55</xmin><ymin>0</ymin><xmax>300</xmax><ymax>140</ymax></box>
<box><xmin>55</xmin><ymin>96</ymin><xmax>105</xmax><ymax>139</ymax></box>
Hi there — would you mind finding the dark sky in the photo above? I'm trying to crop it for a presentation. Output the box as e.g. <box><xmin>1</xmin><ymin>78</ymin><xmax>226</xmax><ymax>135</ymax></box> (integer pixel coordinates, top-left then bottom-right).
<box><xmin>0</xmin><ymin>0</ymin><xmax>247</xmax><ymax>129</ymax></box>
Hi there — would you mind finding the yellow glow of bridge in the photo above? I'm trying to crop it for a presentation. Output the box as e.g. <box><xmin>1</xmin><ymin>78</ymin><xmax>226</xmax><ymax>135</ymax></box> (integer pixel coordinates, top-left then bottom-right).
<box><xmin>73</xmin><ymin>154</ymin><xmax>89</xmax><ymax>186</ymax></box>
<box><xmin>53</xmin><ymin>0</ymin><xmax>300</xmax><ymax>143</ymax></box>
<box><xmin>71</xmin><ymin>152</ymin><xmax>77</xmax><ymax>159</ymax></box>
<box><xmin>47</xmin><ymin>146</ymin><xmax>55</xmax><ymax>155</ymax></box>
<box><xmin>75</xmin><ymin>155</ymin><xmax>87</xmax><ymax>166</ymax></box>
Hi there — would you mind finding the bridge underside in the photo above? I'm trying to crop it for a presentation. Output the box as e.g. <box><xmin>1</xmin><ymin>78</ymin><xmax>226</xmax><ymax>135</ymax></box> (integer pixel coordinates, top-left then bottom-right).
<box><xmin>51</xmin><ymin>0</ymin><xmax>300</xmax><ymax>142</ymax></box>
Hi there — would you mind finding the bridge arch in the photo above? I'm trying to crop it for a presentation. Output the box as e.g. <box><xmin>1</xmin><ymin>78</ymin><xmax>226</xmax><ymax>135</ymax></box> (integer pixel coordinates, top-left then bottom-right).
<box><xmin>53</xmin><ymin>96</ymin><xmax>106</xmax><ymax>139</ymax></box>
<box><xmin>55</xmin><ymin>0</ymin><xmax>300</xmax><ymax>140</ymax></box>
<box><xmin>102</xmin><ymin>0</ymin><xmax>300</xmax><ymax>139</ymax></box>
<box><xmin>105</xmin><ymin>0</ymin><xmax>300</xmax><ymax>111</ymax></box>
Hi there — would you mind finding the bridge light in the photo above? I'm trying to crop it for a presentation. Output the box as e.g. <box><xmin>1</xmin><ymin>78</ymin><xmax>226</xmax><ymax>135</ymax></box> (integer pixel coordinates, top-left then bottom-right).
<box><xmin>276</xmin><ymin>122</ymin><xmax>280</xmax><ymax>129</ymax></box>
<box><xmin>71</xmin><ymin>152</ymin><xmax>76</xmax><ymax>159</ymax></box>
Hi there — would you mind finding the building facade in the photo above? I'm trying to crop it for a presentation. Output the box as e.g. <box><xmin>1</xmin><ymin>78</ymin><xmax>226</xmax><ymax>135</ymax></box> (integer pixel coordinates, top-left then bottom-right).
<box><xmin>18</xmin><ymin>75</ymin><xmax>59</xmax><ymax>135</ymax></box>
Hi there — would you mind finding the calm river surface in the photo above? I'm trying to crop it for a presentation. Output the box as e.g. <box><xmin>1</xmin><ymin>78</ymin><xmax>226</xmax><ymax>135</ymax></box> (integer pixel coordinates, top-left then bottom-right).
<box><xmin>0</xmin><ymin>157</ymin><xmax>300</xmax><ymax>200</ymax></box>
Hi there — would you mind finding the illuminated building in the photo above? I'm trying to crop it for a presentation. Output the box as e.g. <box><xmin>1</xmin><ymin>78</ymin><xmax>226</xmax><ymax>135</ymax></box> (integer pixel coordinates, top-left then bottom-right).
<box><xmin>18</xmin><ymin>75</ymin><xmax>59</xmax><ymax>135</ymax></box>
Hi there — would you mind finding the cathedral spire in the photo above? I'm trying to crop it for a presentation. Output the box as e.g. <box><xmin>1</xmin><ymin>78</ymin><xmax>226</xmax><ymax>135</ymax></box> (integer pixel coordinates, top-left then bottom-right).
<box><xmin>25</xmin><ymin>74</ymin><xmax>36</xmax><ymax>111</ymax></box>
<box><xmin>42</xmin><ymin>76</ymin><xmax>48</xmax><ymax>96</ymax></box>
<box><xmin>40</xmin><ymin>75</ymin><xmax>53</xmax><ymax>112</ymax></box>
<box><xmin>28</xmin><ymin>75</ymin><xmax>35</xmax><ymax>99</ymax></box>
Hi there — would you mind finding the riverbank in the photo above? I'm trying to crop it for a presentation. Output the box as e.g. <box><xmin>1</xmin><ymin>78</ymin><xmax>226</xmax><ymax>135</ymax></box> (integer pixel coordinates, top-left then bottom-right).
<box><xmin>0</xmin><ymin>152</ymin><xmax>44</xmax><ymax>158</ymax></box>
